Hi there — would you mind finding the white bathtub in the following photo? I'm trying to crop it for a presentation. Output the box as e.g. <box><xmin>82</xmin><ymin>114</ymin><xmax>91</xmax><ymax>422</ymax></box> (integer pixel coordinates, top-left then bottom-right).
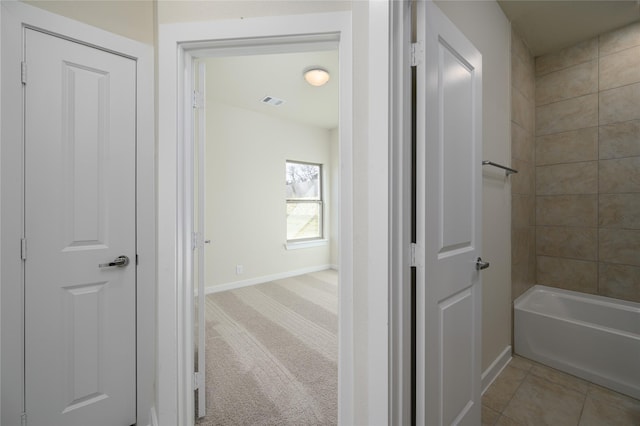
<box><xmin>514</xmin><ymin>285</ymin><xmax>640</xmax><ymax>400</ymax></box>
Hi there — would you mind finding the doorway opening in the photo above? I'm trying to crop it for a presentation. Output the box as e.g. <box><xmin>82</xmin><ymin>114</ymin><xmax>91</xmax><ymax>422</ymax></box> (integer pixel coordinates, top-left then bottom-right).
<box><xmin>182</xmin><ymin>34</ymin><xmax>347</xmax><ymax>424</ymax></box>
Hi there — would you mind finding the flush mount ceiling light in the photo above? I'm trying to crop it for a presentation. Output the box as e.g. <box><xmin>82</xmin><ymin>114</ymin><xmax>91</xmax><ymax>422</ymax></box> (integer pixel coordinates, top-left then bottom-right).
<box><xmin>303</xmin><ymin>67</ymin><xmax>330</xmax><ymax>87</ymax></box>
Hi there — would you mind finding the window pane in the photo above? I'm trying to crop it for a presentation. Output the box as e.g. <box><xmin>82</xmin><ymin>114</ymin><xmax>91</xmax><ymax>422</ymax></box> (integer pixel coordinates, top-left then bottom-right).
<box><xmin>287</xmin><ymin>201</ymin><xmax>321</xmax><ymax>240</ymax></box>
<box><xmin>286</xmin><ymin>162</ymin><xmax>320</xmax><ymax>200</ymax></box>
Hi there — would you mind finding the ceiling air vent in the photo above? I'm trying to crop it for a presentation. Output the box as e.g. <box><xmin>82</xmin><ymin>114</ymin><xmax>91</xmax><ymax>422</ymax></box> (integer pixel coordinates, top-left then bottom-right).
<box><xmin>260</xmin><ymin>96</ymin><xmax>286</xmax><ymax>107</ymax></box>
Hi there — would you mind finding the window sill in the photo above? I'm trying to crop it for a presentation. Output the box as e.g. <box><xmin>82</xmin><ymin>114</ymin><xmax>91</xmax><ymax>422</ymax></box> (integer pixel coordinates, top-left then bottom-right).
<box><xmin>285</xmin><ymin>239</ymin><xmax>328</xmax><ymax>250</ymax></box>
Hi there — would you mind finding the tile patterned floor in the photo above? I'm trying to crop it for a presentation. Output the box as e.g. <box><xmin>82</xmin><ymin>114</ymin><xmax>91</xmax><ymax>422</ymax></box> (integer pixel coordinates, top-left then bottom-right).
<box><xmin>482</xmin><ymin>355</ymin><xmax>640</xmax><ymax>426</ymax></box>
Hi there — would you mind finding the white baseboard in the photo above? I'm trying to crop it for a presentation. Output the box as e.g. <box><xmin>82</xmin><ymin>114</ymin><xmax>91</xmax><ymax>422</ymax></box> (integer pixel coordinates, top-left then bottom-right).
<box><xmin>481</xmin><ymin>345</ymin><xmax>512</xmax><ymax>394</ymax></box>
<box><xmin>330</xmin><ymin>264</ymin><xmax>339</xmax><ymax>270</ymax></box>
<box><xmin>205</xmin><ymin>264</ymin><xmax>332</xmax><ymax>294</ymax></box>
<box><xmin>148</xmin><ymin>406</ymin><xmax>158</xmax><ymax>426</ymax></box>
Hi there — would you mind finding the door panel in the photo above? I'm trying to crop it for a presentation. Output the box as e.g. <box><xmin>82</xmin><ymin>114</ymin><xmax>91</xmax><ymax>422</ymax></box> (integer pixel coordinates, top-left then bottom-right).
<box><xmin>415</xmin><ymin>2</ymin><xmax>482</xmax><ymax>425</ymax></box>
<box><xmin>24</xmin><ymin>29</ymin><xmax>136</xmax><ymax>426</ymax></box>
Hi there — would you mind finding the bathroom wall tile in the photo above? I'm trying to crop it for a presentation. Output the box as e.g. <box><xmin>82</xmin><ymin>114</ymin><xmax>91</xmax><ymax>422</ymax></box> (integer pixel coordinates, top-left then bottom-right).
<box><xmin>512</xmin><ymin>227</ymin><xmax>536</xmax><ymax>300</ymax></box>
<box><xmin>600</xmin><ymin>45</ymin><xmax>640</xmax><ymax>90</ymax></box>
<box><xmin>536</xmin><ymin>127</ymin><xmax>598</xmax><ymax>165</ymax></box>
<box><xmin>599</xmin><ymin>157</ymin><xmax>640</xmax><ymax>193</ymax></box>
<box><xmin>536</xmin><ymin>256</ymin><xmax>598</xmax><ymax>293</ymax></box>
<box><xmin>580</xmin><ymin>383</ymin><xmax>640</xmax><ymax>425</ymax></box>
<box><xmin>512</xmin><ymin>123</ymin><xmax>534</xmax><ymax>163</ymax></box>
<box><xmin>512</xmin><ymin>87</ymin><xmax>535</xmax><ymax>133</ymax></box>
<box><xmin>536</xmin><ymin>94</ymin><xmax>598</xmax><ymax>136</ymax></box>
<box><xmin>599</xmin><ymin>193</ymin><xmax>640</xmax><ymax>229</ymax></box>
<box><xmin>536</xmin><ymin>161</ymin><xmax>597</xmax><ymax>195</ymax></box>
<box><xmin>527</xmin><ymin>239</ymin><xmax>537</xmax><ymax>288</ymax></box>
<box><xmin>599</xmin><ymin>119</ymin><xmax>640</xmax><ymax>160</ymax></box>
<box><xmin>537</xmin><ymin>226</ymin><xmax>597</xmax><ymax>260</ymax></box>
<box><xmin>599</xmin><ymin>83</ymin><xmax>640</xmax><ymax>125</ymax></box>
<box><xmin>513</xmin><ymin>194</ymin><xmax>535</xmax><ymax>227</ymax></box>
<box><xmin>511</xmin><ymin>158</ymin><xmax>534</xmax><ymax>195</ymax></box>
<box><xmin>536</xmin><ymin>37</ymin><xmax>598</xmax><ymax>76</ymax></box>
<box><xmin>512</xmin><ymin>29</ymin><xmax>534</xmax><ymax>71</ymax></box>
<box><xmin>599</xmin><ymin>263</ymin><xmax>640</xmax><ymax>303</ymax></box>
<box><xmin>536</xmin><ymin>195</ymin><xmax>597</xmax><ymax>227</ymax></box>
<box><xmin>536</xmin><ymin>60</ymin><xmax>597</xmax><ymax>106</ymax></box>
<box><xmin>599</xmin><ymin>228</ymin><xmax>640</xmax><ymax>267</ymax></box>
<box><xmin>512</xmin><ymin>227</ymin><xmax>534</xmax><ymax>271</ymax></box>
<box><xmin>502</xmin><ymin>374</ymin><xmax>584</xmax><ymax>425</ymax></box>
<box><xmin>512</xmin><ymin>52</ymin><xmax>535</xmax><ymax>102</ymax></box>
<box><xmin>599</xmin><ymin>21</ymin><xmax>640</xmax><ymax>57</ymax></box>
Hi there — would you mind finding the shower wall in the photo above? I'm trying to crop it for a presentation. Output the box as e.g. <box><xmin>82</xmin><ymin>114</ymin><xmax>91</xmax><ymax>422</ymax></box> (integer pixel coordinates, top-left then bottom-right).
<box><xmin>511</xmin><ymin>30</ymin><xmax>536</xmax><ymax>300</ymax></box>
<box><xmin>534</xmin><ymin>22</ymin><xmax>640</xmax><ymax>303</ymax></box>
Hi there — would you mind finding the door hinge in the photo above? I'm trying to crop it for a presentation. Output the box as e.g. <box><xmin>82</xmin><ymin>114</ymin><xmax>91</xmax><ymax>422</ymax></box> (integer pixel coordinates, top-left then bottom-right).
<box><xmin>21</xmin><ymin>412</ymin><xmax>27</xmax><ymax>426</ymax></box>
<box><xmin>410</xmin><ymin>243</ymin><xmax>423</xmax><ymax>268</ymax></box>
<box><xmin>410</xmin><ymin>42</ymin><xmax>422</xmax><ymax>67</ymax></box>
<box><xmin>136</xmin><ymin>254</ymin><xmax>139</xmax><ymax>265</ymax></box>
<box><xmin>21</xmin><ymin>61</ymin><xmax>27</xmax><ymax>85</ymax></box>
<box><xmin>194</xmin><ymin>371</ymin><xmax>204</xmax><ymax>390</ymax></box>
<box><xmin>191</xmin><ymin>232</ymin><xmax>198</xmax><ymax>250</ymax></box>
<box><xmin>20</xmin><ymin>238</ymin><xmax>27</xmax><ymax>261</ymax></box>
<box><xmin>192</xmin><ymin>90</ymin><xmax>204</xmax><ymax>109</ymax></box>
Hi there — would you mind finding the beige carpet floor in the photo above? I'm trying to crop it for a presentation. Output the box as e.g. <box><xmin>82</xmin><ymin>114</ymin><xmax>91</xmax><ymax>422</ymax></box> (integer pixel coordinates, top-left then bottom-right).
<box><xmin>196</xmin><ymin>269</ymin><xmax>338</xmax><ymax>426</ymax></box>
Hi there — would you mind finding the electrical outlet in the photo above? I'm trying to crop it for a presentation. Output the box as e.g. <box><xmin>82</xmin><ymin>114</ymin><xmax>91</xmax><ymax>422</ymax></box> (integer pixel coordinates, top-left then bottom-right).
<box><xmin>236</xmin><ymin>264</ymin><xmax>243</xmax><ymax>275</ymax></box>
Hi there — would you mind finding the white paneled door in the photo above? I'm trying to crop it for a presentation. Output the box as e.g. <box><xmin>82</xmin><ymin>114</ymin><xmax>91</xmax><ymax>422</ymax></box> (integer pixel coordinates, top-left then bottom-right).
<box><xmin>415</xmin><ymin>2</ymin><xmax>483</xmax><ymax>425</ymax></box>
<box><xmin>24</xmin><ymin>29</ymin><xmax>136</xmax><ymax>426</ymax></box>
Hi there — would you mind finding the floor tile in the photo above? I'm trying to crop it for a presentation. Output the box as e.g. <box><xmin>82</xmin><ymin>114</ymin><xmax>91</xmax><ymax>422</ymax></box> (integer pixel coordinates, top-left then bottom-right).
<box><xmin>482</xmin><ymin>365</ymin><xmax>528</xmax><ymax>412</ymax></box>
<box><xmin>528</xmin><ymin>363</ymin><xmax>590</xmax><ymax>394</ymax></box>
<box><xmin>482</xmin><ymin>404</ymin><xmax>501</xmax><ymax>426</ymax></box>
<box><xmin>495</xmin><ymin>415</ymin><xmax>524</xmax><ymax>426</ymax></box>
<box><xmin>509</xmin><ymin>356</ymin><xmax>534</xmax><ymax>372</ymax></box>
<box><xmin>502</xmin><ymin>374</ymin><xmax>586</xmax><ymax>425</ymax></box>
<box><xmin>579</xmin><ymin>384</ymin><xmax>640</xmax><ymax>426</ymax></box>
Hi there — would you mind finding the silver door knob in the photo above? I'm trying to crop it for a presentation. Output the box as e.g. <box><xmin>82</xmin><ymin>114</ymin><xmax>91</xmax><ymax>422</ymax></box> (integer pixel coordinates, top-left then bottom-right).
<box><xmin>476</xmin><ymin>257</ymin><xmax>490</xmax><ymax>271</ymax></box>
<box><xmin>99</xmin><ymin>255</ymin><xmax>130</xmax><ymax>268</ymax></box>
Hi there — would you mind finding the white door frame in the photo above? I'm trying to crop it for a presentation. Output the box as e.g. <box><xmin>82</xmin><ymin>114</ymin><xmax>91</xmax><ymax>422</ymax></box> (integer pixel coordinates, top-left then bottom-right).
<box><xmin>158</xmin><ymin>12</ymin><xmax>353</xmax><ymax>426</ymax></box>
<box><xmin>389</xmin><ymin>0</ymin><xmax>413</xmax><ymax>424</ymax></box>
<box><xmin>0</xmin><ymin>2</ymin><xmax>156</xmax><ymax>425</ymax></box>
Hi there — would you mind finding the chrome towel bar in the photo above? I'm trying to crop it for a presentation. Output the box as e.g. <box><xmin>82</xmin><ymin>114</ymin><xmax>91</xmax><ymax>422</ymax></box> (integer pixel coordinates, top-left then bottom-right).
<box><xmin>482</xmin><ymin>160</ymin><xmax>518</xmax><ymax>176</ymax></box>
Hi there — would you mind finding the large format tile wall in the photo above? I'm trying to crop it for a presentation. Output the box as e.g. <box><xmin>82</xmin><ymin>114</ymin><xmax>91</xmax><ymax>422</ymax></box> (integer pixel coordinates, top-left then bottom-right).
<box><xmin>511</xmin><ymin>30</ymin><xmax>537</xmax><ymax>300</ymax></box>
<box><xmin>534</xmin><ymin>22</ymin><xmax>640</xmax><ymax>303</ymax></box>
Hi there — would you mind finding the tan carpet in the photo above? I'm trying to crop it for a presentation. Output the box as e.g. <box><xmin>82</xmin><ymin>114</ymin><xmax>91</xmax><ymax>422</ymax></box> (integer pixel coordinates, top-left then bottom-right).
<box><xmin>196</xmin><ymin>269</ymin><xmax>338</xmax><ymax>426</ymax></box>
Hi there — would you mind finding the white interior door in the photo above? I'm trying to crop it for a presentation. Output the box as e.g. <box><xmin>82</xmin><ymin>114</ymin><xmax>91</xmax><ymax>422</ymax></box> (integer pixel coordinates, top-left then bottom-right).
<box><xmin>415</xmin><ymin>2</ymin><xmax>483</xmax><ymax>425</ymax></box>
<box><xmin>24</xmin><ymin>28</ymin><xmax>137</xmax><ymax>426</ymax></box>
<box><xmin>193</xmin><ymin>60</ymin><xmax>207</xmax><ymax>419</ymax></box>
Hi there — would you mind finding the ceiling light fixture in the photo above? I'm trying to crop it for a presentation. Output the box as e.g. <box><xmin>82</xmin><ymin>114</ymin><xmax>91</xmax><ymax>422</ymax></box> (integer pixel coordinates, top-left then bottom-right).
<box><xmin>304</xmin><ymin>67</ymin><xmax>330</xmax><ymax>87</ymax></box>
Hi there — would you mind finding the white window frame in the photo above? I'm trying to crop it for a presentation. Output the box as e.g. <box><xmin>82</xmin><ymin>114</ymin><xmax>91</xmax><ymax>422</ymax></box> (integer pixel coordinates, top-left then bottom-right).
<box><xmin>286</xmin><ymin>160</ymin><xmax>324</xmax><ymax>242</ymax></box>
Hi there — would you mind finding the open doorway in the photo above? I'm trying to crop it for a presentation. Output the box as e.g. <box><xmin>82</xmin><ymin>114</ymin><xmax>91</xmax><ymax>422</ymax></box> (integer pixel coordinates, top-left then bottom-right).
<box><xmin>190</xmin><ymin>46</ymin><xmax>340</xmax><ymax>424</ymax></box>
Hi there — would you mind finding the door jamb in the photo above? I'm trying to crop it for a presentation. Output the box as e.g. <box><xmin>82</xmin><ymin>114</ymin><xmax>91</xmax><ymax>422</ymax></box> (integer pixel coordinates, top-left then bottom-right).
<box><xmin>158</xmin><ymin>12</ymin><xmax>353</xmax><ymax>426</ymax></box>
<box><xmin>389</xmin><ymin>1</ymin><xmax>413</xmax><ymax>424</ymax></box>
<box><xmin>0</xmin><ymin>3</ymin><xmax>156</xmax><ymax>425</ymax></box>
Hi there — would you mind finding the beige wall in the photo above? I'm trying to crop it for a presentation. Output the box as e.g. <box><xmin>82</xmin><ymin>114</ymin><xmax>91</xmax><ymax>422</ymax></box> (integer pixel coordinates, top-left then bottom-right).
<box><xmin>205</xmin><ymin>102</ymin><xmax>332</xmax><ymax>289</ymax></box>
<box><xmin>24</xmin><ymin>0</ymin><xmax>154</xmax><ymax>45</ymax></box>
<box><xmin>435</xmin><ymin>0</ymin><xmax>512</xmax><ymax>372</ymax></box>
<box><xmin>534</xmin><ymin>22</ymin><xmax>640</xmax><ymax>303</ymax></box>
<box><xmin>511</xmin><ymin>30</ymin><xmax>536</xmax><ymax>301</ymax></box>
<box><xmin>157</xmin><ymin>0</ymin><xmax>350</xmax><ymax>24</ymax></box>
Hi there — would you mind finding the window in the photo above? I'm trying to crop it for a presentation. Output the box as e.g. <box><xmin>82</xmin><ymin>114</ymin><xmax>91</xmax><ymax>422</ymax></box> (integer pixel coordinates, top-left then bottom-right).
<box><xmin>286</xmin><ymin>161</ymin><xmax>323</xmax><ymax>241</ymax></box>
